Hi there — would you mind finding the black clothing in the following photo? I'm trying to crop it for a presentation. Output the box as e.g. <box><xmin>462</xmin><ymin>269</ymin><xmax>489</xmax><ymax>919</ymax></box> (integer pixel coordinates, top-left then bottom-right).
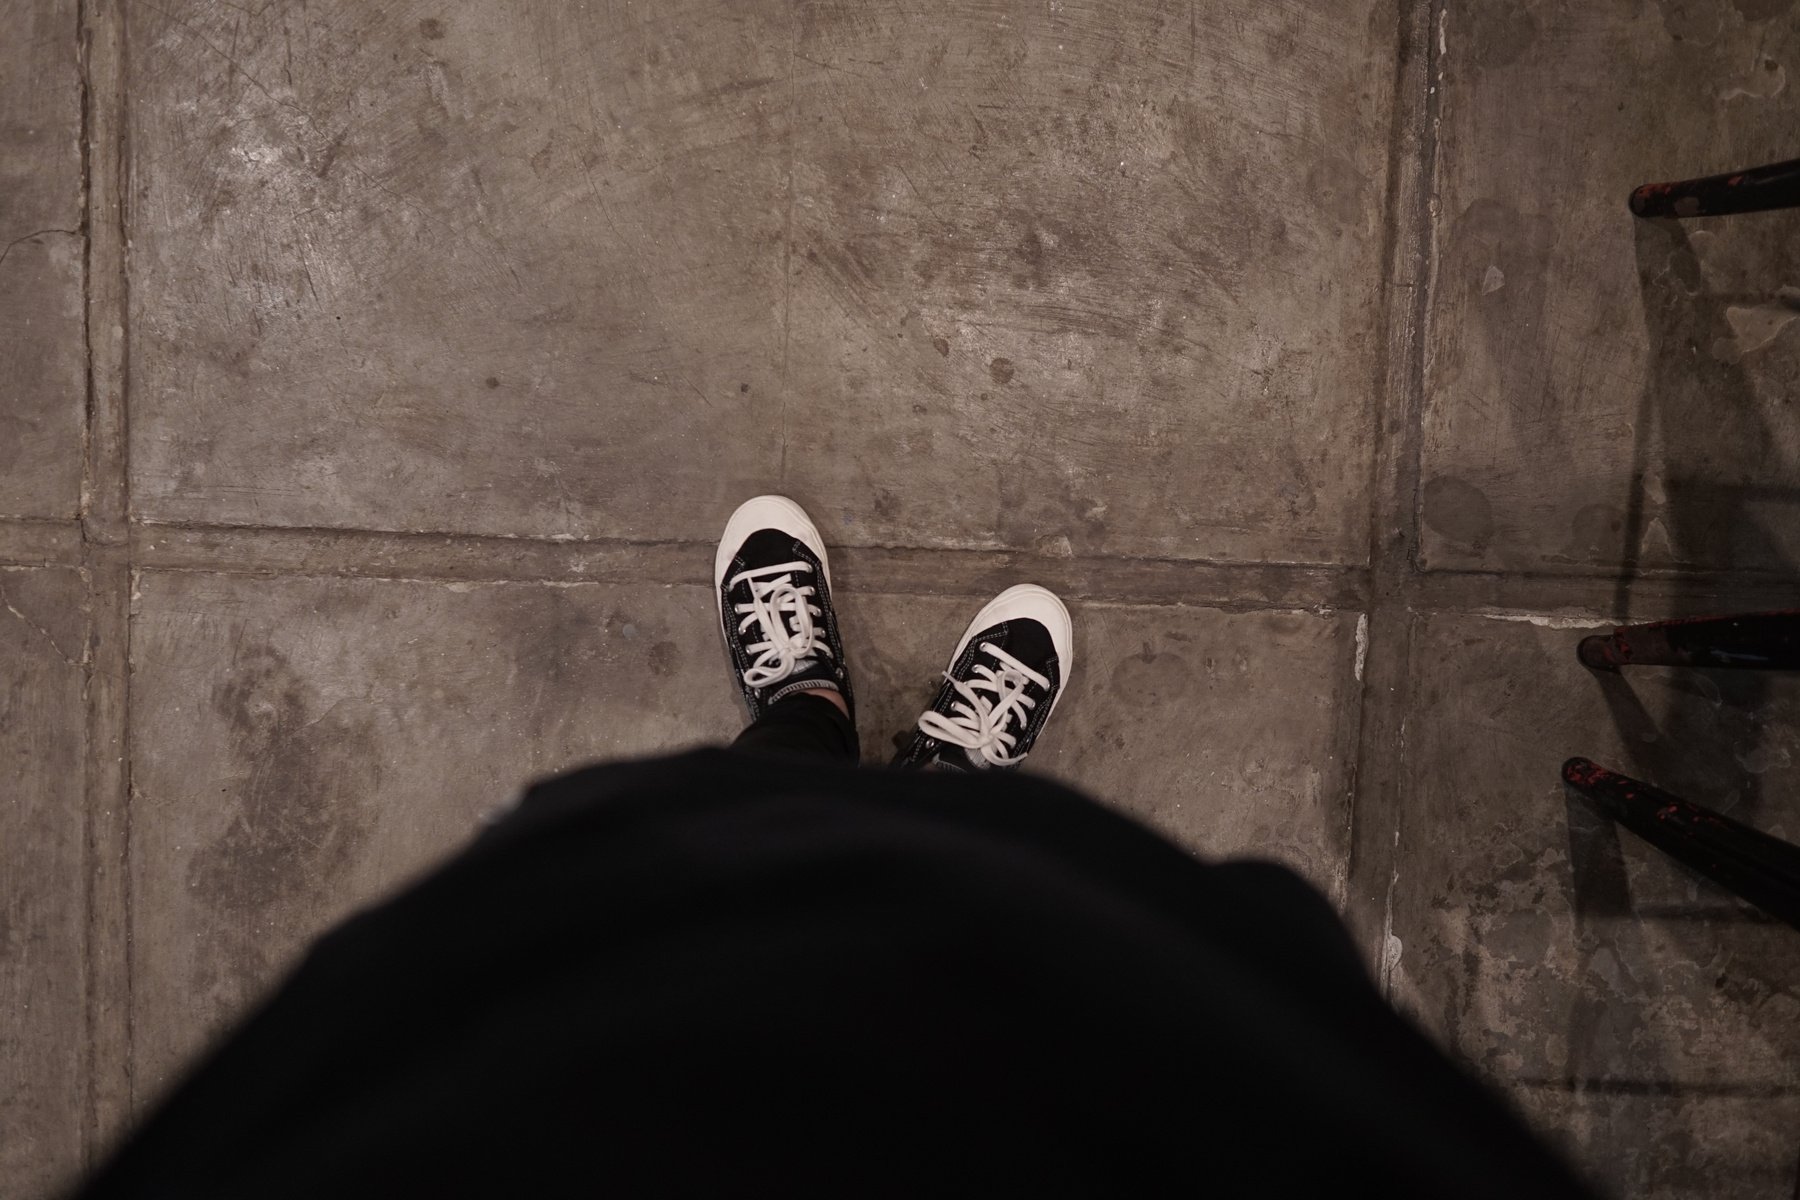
<box><xmin>730</xmin><ymin>689</ymin><xmax>859</xmax><ymax>762</ymax></box>
<box><xmin>75</xmin><ymin>729</ymin><xmax>1592</xmax><ymax>1198</ymax></box>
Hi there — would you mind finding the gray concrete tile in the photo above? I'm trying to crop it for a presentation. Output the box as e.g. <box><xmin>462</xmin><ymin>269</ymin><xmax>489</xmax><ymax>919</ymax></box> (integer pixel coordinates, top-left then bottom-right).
<box><xmin>776</xmin><ymin>591</ymin><xmax>1359</xmax><ymax>896</ymax></box>
<box><xmin>129</xmin><ymin>571</ymin><xmax>1359</xmax><ymax>1099</ymax></box>
<box><xmin>0</xmin><ymin>1</ymin><xmax>85</xmax><ymax>519</ymax></box>
<box><xmin>0</xmin><ymin>567</ymin><xmax>90</xmax><ymax>1198</ymax></box>
<box><xmin>783</xmin><ymin>0</ymin><xmax>1395</xmax><ymax>564</ymax></box>
<box><xmin>127</xmin><ymin>1</ymin><xmax>791</xmax><ymax>539</ymax></box>
<box><xmin>1420</xmin><ymin>3</ymin><xmax>1800</xmax><ymax>575</ymax></box>
<box><xmin>1389</xmin><ymin>612</ymin><xmax>1800</xmax><ymax>1188</ymax></box>
<box><xmin>127</xmin><ymin>0</ymin><xmax>1395</xmax><ymax>560</ymax></box>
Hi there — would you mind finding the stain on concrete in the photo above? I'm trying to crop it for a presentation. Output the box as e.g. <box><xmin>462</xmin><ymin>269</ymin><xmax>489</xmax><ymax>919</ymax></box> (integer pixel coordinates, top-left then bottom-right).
<box><xmin>190</xmin><ymin>643</ymin><xmax>379</xmax><ymax>921</ymax></box>
<box><xmin>1422</xmin><ymin>476</ymin><xmax>1495</xmax><ymax>552</ymax></box>
<box><xmin>1652</xmin><ymin>0</ymin><xmax>1723</xmax><ymax>42</ymax></box>
<box><xmin>988</xmin><ymin>358</ymin><xmax>1015</xmax><ymax>385</ymax></box>
<box><xmin>1303</xmin><ymin>154</ymin><xmax>1372</xmax><ymax>232</ymax></box>
<box><xmin>648</xmin><ymin>640</ymin><xmax>680</xmax><ymax>677</ymax></box>
<box><xmin>1567</xmin><ymin>503</ymin><xmax>1626</xmax><ymax>559</ymax></box>
<box><xmin>1013</xmin><ymin>223</ymin><xmax>1051</xmax><ymax>291</ymax></box>
<box><xmin>1109</xmin><ymin>644</ymin><xmax>1193</xmax><ymax>705</ymax></box>
<box><xmin>993</xmin><ymin>467</ymin><xmax>1112</xmax><ymax>557</ymax></box>
<box><xmin>1731</xmin><ymin>0</ymin><xmax>1796</xmax><ymax>18</ymax></box>
<box><xmin>511</xmin><ymin>590</ymin><xmax>604</xmax><ymax>686</ymax></box>
<box><xmin>418</xmin><ymin>17</ymin><xmax>446</xmax><ymax>39</ymax></box>
<box><xmin>1452</xmin><ymin>199</ymin><xmax>1553</xmax><ymax>349</ymax></box>
<box><xmin>1462</xmin><ymin>4</ymin><xmax>1540</xmax><ymax>70</ymax></box>
<box><xmin>931</xmin><ymin>335</ymin><xmax>950</xmax><ymax>358</ymax></box>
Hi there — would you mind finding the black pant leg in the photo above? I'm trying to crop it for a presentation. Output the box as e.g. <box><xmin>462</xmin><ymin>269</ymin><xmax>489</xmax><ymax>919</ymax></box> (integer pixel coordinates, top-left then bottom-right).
<box><xmin>730</xmin><ymin>691</ymin><xmax>859</xmax><ymax>762</ymax></box>
<box><xmin>70</xmin><ymin>750</ymin><xmax>1597</xmax><ymax>1200</ymax></box>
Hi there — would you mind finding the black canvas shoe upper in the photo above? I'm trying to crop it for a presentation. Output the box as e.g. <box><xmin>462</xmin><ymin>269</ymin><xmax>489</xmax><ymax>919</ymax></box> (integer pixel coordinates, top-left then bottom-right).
<box><xmin>718</xmin><ymin>528</ymin><xmax>854</xmax><ymax>723</ymax></box>
<box><xmin>897</xmin><ymin>616</ymin><xmax>1062</xmax><ymax>771</ymax></box>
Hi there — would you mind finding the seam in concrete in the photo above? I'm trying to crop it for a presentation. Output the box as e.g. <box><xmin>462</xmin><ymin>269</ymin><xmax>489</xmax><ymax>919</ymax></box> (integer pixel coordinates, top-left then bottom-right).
<box><xmin>1512</xmin><ymin>1077</ymin><xmax>1800</xmax><ymax>1099</ymax></box>
<box><xmin>1410</xmin><ymin>568</ymin><xmax>1800</xmax><ymax>622</ymax></box>
<box><xmin>1343</xmin><ymin>0</ymin><xmax>1444</xmax><ymax>991</ymax></box>
<box><xmin>124</xmin><ymin>522</ymin><xmax>1372</xmax><ymax>608</ymax></box>
<box><xmin>11</xmin><ymin>514</ymin><xmax>1800</xmax><ymax>619</ymax></box>
<box><xmin>77</xmin><ymin>0</ymin><xmax>135</xmax><ymax>1167</ymax></box>
<box><xmin>73</xmin><ymin>0</ymin><xmax>97</xmax><ymax>1167</ymax></box>
<box><xmin>778</xmin><ymin>0</ymin><xmax>798</xmax><ymax>484</ymax></box>
<box><xmin>127</xmin><ymin>517</ymin><xmax>1373</xmax><ymax>573</ymax></box>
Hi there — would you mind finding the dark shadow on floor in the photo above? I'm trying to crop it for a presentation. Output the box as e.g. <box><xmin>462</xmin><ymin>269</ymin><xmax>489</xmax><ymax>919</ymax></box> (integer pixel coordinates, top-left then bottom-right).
<box><xmin>1558</xmin><ymin>216</ymin><xmax>1800</xmax><ymax>1162</ymax></box>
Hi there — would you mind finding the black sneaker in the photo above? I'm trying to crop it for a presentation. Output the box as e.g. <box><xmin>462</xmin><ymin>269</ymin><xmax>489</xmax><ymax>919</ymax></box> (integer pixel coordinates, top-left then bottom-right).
<box><xmin>896</xmin><ymin>585</ymin><xmax>1073</xmax><ymax>770</ymax></box>
<box><xmin>714</xmin><ymin>495</ymin><xmax>854</xmax><ymax>722</ymax></box>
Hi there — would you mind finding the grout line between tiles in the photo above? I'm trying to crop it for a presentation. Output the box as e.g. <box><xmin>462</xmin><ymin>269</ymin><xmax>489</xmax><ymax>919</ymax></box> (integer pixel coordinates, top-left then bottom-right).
<box><xmin>6</xmin><ymin>515</ymin><xmax>1798</xmax><ymax>618</ymax></box>
<box><xmin>76</xmin><ymin>0</ymin><xmax>134</xmax><ymax>1168</ymax></box>
<box><xmin>1345</xmin><ymin>0</ymin><xmax>1443</xmax><ymax>992</ymax></box>
<box><xmin>777</xmin><ymin>0</ymin><xmax>797</xmax><ymax>484</ymax></box>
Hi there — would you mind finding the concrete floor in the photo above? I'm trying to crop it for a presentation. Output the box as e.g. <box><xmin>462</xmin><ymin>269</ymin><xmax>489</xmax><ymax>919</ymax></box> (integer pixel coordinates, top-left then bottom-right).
<box><xmin>3</xmin><ymin>0</ymin><xmax>1799</xmax><ymax>1195</ymax></box>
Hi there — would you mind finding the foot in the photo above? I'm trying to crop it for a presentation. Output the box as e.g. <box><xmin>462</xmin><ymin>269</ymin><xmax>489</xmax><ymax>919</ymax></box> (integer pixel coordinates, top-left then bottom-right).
<box><xmin>896</xmin><ymin>585</ymin><xmax>1072</xmax><ymax>770</ymax></box>
<box><xmin>715</xmin><ymin>496</ymin><xmax>854</xmax><ymax>723</ymax></box>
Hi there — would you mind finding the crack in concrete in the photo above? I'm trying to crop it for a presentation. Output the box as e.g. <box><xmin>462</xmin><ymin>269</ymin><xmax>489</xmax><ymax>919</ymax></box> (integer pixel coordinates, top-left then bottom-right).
<box><xmin>0</xmin><ymin>580</ymin><xmax>85</xmax><ymax>669</ymax></box>
<box><xmin>0</xmin><ymin>228</ymin><xmax>80</xmax><ymax>271</ymax></box>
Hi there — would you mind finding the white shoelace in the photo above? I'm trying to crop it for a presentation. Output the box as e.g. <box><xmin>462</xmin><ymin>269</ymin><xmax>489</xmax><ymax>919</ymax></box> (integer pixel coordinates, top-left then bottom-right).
<box><xmin>730</xmin><ymin>560</ymin><xmax>831</xmax><ymax>687</ymax></box>
<box><xmin>918</xmin><ymin>642</ymin><xmax>1050</xmax><ymax>768</ymax></box>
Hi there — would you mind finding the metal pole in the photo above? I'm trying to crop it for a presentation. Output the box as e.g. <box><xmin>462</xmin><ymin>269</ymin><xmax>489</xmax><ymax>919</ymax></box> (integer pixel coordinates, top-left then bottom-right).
<box><xmin>1562</xmin><ymin>758</ymin><xmax>1800</xmax><ymax>929</ymax></box>
<box><xmin>1629</xmin><ymin>157</ymin><xmax>1800</xmax><ymax>218</ymax></box>
<box><xmin>1577</xmin><ymin>610</ymin><xmax>1800</xmax><ymax>672</ymax></box>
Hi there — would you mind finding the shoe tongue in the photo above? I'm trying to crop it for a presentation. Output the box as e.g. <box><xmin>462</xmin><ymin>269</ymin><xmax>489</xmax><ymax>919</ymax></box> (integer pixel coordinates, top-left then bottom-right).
<box><xmin>739</xmin><ymin>529</ymin><xmax>807</xmax><ymax>571</ymax></box>
<box><xmin>984</xmin><ymin>619</ymin><xmax>1053</xmax><ymax>680</ymax></box>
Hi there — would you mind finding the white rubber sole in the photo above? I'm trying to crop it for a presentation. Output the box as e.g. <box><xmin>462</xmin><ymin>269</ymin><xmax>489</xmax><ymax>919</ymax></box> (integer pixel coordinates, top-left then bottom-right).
<box><xmin>714</xmin><ymin>495</ymin><xmax>832</xmax><ymax>626</ymax></box>
<box><xmin>944</xmin><ymin>583</ymin><xmax>1074</xmax><ymax>722</ymax></box>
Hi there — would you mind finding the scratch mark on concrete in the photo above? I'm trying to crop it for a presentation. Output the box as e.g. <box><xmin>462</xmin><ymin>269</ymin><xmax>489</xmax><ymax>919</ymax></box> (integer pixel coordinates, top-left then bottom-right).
<box><xmin>0</xmin><ymin>580</ymin><xmax>84</xmax><ymax>669</ymax></box>
<box><xmin>795</xmin><ymin>52</ymin><xmax>874</xmax><ymax>79</ymax></box>
<box><xmin>574</xmin><ymin>162</ymin><xmax>715</xmax><ymax>413</ymax></box>
<box><xmin>894</xmin><ymin>161</ymin><xmax>944</xmax><ymax>224</ymax></box>
<box><xmin>0</xmin><ymin>228</ymin><xmax>80</xmax><ymax>271</ymax></box>
<box><xmin>150</xmin><ymin>2</ymin><xmax>443</xmax><ymax>235</ymax></box>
